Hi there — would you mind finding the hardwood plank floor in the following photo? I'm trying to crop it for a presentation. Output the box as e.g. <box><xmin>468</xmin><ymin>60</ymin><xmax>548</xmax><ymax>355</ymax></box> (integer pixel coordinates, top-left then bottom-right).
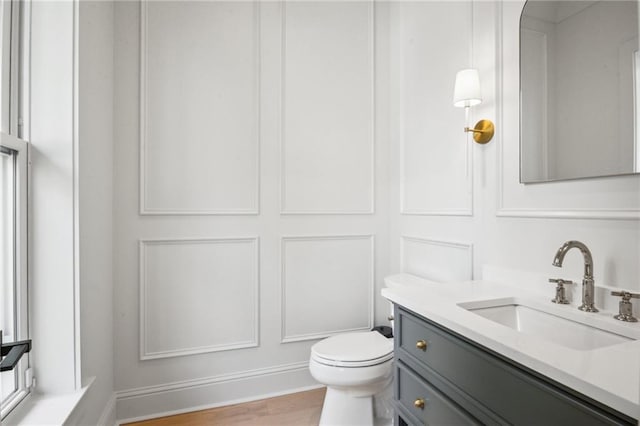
<box><xmin>123</xmin><ymin>388</ymin><xmax>326</xmax><ymax>426</ymax></box>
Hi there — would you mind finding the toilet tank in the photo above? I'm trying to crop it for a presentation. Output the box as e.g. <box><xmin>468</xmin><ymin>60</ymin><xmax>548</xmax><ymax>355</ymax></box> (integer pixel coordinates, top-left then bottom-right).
<box><xmin>383</xmin><ymin>273</ymin><xmax>443</xmax><ymax>332</ymax></box>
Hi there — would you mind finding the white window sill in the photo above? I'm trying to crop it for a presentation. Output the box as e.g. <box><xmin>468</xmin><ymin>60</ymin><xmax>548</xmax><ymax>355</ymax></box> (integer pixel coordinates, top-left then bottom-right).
<box><xmin>3</xmin><ymin>379</ymin><xmax>93</xmax><ymax>426</ymax></box>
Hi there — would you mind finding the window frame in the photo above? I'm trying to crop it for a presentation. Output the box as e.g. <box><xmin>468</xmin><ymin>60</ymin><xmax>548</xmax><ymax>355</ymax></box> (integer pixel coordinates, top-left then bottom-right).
<box><xmin>0</xmin><ymin>0</ymin><xmax>30</xmax><ymax>418</ymax></box>
<box><xmin>0</xmin><ymin>134</ymin><xmax>29</xmax><ymax>419</ymax></box>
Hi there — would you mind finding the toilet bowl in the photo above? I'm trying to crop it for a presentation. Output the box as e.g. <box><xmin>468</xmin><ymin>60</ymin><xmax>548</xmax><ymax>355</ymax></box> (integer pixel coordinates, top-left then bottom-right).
<box><xmin>309</xmin><ymin>331</ymin><xmax>394</xmax><ymax>426</ymax></box>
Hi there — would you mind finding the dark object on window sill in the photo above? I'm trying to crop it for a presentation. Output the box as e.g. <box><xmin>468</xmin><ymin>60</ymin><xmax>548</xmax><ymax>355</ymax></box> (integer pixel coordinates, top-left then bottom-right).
<box><xmin>1</xmin><ymin>334</ymin><xmax>32</xmax><ymax>372</ymax></box>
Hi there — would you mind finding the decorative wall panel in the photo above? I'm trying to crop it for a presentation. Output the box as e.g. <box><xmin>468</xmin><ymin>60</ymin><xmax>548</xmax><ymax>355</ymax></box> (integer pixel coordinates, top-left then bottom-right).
<box><xmin>400</xmin><ymin>236</ymin><xmax>473</xmax><ymax>282</ymax></box>
<box><xmin>398</xmin><ymin>1</ymin><xmax>473</xmax><ymax>216</ymax></box>
<box><xmin>281</xmin><ymin>2</ymin><xmax>374</xmax><ymax>214</ymax></box>
<box><xmin>281</xmin><ymin>235</ymin><xmax>374</xmax><ymax>342</ymax></box>
<box><xmin>115</xmin><ymin>1</ymin><xmax>392</xmax><ymax>418</ymax></box>
<box><xmin>140</xmin><ymin>238</ymin><xmax>259</xmax><ymax>359</ymax></box>
<box><xmin>140</xmin><ymin>2</ymin><xmax>260</xmax><ymax>214</ymax></box>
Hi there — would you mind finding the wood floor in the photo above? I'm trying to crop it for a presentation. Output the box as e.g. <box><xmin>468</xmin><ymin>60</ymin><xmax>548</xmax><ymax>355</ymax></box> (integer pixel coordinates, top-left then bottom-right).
<box><xmin>123</xmin><ymin>388</ymin><xmax>326</xmax><ymax>426</ymax></box>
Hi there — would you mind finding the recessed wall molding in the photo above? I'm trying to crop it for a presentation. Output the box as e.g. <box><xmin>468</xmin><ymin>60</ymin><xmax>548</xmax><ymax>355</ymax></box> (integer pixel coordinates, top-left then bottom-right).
<box><xmin>495</xmin><ymin>1</ymin><xmax>640</xmax><ymax>220</ymax></box>
<box><xmin>139</xmin><ymin>237</ymin><xmax>259</xmax><ymax>360</ymax></box>
<box><xmin>280</xmin><ymin>235</ymin><xmax>375</xmax><ymax>342</ymax></box>
<box><xmin>279</xmin><ymin>1</ymin><xmax>375</xmax><ymax>215</ymax></box>
<box><xmin>398</xmin><ymin>114</ymin><xmax>475</xmax><ymax>217</ymax></box>
<box><xmin>139</xmin><ymin>1</ymin><xmax>261</xmax><ymax>215</ymax></box>
<box><xmin>400</xmin><ymin>236</ymin><xmax>473</xmax><ymax>282</ymax></box>
<box><xmin>397</xmin><ymin>1</ymin><xmax>474</xmax><ymax>217</ymax></box>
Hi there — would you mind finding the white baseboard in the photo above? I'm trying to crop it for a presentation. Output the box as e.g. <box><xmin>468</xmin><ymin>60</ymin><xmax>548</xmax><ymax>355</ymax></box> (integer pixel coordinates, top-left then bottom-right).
<box><xmin>97</xmin><ymin>393</ymin><xmax>117</xmax><ymax>426</ymax></box>
<box><xmin>115</xmin><ymin>361</ymin><xmax>319</xmax><ymax>423</ymax></box>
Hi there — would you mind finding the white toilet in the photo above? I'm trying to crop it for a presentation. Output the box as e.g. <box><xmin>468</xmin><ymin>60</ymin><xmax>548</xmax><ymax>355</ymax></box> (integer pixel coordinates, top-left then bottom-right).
<box><xmin>309</xmin><ymin>274</ymin><xmax>431</xmax><ymax>425</ymax></box>
<box><xmin>309</xmin><ymin>330</ymin><xmax>394</xmax><ymax>426</ymax></box>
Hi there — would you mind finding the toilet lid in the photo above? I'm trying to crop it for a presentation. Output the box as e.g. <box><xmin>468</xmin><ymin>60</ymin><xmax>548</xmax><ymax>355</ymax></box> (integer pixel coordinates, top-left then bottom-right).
<box><xmin>311</xmin><ymin>331</ymin><xmax>393</xmax><ymax>367</ymax></box>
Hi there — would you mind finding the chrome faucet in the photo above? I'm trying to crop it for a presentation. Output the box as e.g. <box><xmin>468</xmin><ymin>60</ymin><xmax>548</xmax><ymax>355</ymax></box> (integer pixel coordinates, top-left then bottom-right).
<box><xmin>552</xmin><ymin>241</ymin><xmax>598</xmax><ymax>312</ymax></box>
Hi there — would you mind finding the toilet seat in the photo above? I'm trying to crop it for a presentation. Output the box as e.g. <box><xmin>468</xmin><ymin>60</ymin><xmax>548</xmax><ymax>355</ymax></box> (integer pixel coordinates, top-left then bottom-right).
<box><xmin>311</xmin><ymin>331</ymin><xmax>393</xmax><ymax>368</ymax></box>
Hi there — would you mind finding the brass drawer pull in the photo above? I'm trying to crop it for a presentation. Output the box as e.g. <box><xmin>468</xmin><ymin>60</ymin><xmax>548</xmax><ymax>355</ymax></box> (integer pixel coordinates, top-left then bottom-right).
<box><xmin>416</xmin><ymin>340</ymin><xmax>427</xmax><ymax>351</ymax></box>
<box><xmin>414</xmin><ymin>398</ymin><xmax>425</xmax><ymax>409</ymax></box>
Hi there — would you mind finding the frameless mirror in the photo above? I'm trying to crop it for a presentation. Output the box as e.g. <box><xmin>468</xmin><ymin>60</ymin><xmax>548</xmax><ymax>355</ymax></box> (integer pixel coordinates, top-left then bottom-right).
<box><xmin>520</xmin><ymin>0</ymin><xmax>639</xmax><ymax>183</ymax></box>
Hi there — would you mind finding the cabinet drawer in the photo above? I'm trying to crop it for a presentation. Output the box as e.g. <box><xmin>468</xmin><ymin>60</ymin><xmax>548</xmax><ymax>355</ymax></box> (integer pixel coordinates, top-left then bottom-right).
<box><xmin>396</xmin><ymin>307</ymin><xmax>634</xmax><ymax>425</ymax></box>
<box><xmin>398</xmin><ymin>310</ymin><xmax>448</xmax><ymax>370</ymax></box>
<box><xmin>396</xmin><ymin>361</ymin><xmax>479</xmax><ymax>426</ymax></box>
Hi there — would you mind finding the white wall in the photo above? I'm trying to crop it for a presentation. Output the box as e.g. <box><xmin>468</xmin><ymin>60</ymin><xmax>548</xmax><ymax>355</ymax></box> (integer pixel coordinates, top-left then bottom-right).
<box><xmin>72</xmin><ymin>1</ymin><xmax>116</xmax><ymax>424</ymax></box>
<box><xmin>97</xmin><ymin>0</ymin><xmax>640</xmax><ymax>421</ymax></box>
<box><xmin>390</xmin><ymin>0</ymin><xmax>640</xmax><ymax>323</ymax></box>
<box><xmin>113</xmin><ymin>1</ymin><xmax>390</xmax><ymax>421</ymax></box>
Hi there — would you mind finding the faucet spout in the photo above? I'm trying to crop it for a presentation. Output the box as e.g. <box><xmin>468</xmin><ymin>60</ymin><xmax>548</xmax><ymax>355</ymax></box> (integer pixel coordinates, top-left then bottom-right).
<box><xmin>552</xmin><ymin>240</ymin><xmax>598</xmax><ymax>312</ymax></box>
<box><xmin>553</xmin><ymin>240</ymin><xmax>593</xmax><ymax>278</ymax></box>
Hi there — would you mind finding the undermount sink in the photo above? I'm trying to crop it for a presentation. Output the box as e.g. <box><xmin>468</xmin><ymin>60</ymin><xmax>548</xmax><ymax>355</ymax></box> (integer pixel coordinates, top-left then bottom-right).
<box><xmin>458</xmin><ymin>298</ymin><xmax>637</xmax><ymax>351</ymax></box>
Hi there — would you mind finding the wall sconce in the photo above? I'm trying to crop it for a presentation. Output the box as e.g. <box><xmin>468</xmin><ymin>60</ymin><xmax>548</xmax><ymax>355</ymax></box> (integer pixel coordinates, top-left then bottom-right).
<box><xmin>453</xmin><ymin>68</ymin><xmax>494</xmax><ymax>144</ymax></box>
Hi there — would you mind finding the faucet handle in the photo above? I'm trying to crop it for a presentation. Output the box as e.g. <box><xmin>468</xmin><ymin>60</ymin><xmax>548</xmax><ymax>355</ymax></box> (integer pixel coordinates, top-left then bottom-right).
<box><xmin>610</xmin><ymin>291</ymin><xmax>639</xmax><ymax>322</ymax></box>
<box><xmin>548</xmin><ymin>278</ymin><xmax>573</xmax><ymax>304</ymax></box>
<box><xmin>549</xmin><ymin>278</ymin><xmax>574</xmax><ymax>285</ymax></box>
<box><xmin>610</xmin><ymin>291</ymin><xmax>640</xmax><ymax>299</ymax></box>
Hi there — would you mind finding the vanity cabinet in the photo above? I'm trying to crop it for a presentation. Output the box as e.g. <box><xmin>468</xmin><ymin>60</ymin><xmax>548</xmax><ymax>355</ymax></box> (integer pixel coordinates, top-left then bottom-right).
<box><xmin>393</xmin><ymin>306</ymin><xmax>636</xmax><ymax>426</ymax></box>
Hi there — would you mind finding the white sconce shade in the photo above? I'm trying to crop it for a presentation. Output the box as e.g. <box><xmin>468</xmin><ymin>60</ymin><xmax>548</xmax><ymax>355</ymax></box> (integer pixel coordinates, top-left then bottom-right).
<box><xmin>453</xmin><ymin>68</ymin><xmax>482</xmax><ymax>108</ymax></box>
<box><xmin>452</xmin><ymin>68</ymin><xmax>494</xmax><ymax>144</ymax></box>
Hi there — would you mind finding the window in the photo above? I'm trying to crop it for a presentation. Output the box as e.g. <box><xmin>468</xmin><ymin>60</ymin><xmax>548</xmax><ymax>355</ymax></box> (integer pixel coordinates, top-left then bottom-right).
<box><xmin>0</xmin><ymin>0</ymin><xmax>29</xmax><ymax>419</ymax></box>
<box><xmin>1</xmin><ymin>134</ymin><xmax>28</xmax><ymax>418</ymax></box>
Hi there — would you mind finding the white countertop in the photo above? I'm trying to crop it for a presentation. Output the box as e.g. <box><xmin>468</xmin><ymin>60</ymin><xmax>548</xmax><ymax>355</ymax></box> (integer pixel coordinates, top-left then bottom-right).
<box><xmin>382</xmin><ymin>273</ymin><xmax>640</xmax><ymax>420</ymax></box>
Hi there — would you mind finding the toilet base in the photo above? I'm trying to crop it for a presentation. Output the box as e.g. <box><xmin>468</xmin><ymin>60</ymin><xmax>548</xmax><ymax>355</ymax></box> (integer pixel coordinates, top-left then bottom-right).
<box><xmin>319</xmin><ymin>387</ymin><xmax>373</xmax><ymax>426</ymax></box>
<box><xmin>319</xmin><ymin>384</ymin><xmax>393</xmax><ymax>426</ymax></box>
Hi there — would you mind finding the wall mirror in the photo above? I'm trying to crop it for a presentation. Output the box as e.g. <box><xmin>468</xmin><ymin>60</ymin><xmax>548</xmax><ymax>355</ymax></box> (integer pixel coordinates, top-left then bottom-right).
<box><xmin>520</xmin><ymin>0</ymin><xmax>639</xmax><ymax>183</ymax></box>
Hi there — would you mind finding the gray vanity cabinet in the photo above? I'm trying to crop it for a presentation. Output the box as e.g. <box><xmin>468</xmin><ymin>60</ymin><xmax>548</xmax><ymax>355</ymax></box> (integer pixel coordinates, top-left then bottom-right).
<box><xmin>393</xmin><ymin>306</ymin><xmax>636</xmax><ymax>426</ymax></box>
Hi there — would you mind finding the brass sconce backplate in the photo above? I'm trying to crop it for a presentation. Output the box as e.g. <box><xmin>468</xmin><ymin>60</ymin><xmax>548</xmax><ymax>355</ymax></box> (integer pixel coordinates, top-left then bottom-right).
<box><xmin>469</xmin><ymin>119</ymin><xmax>495</xmax><ymax>144</ymax></box>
